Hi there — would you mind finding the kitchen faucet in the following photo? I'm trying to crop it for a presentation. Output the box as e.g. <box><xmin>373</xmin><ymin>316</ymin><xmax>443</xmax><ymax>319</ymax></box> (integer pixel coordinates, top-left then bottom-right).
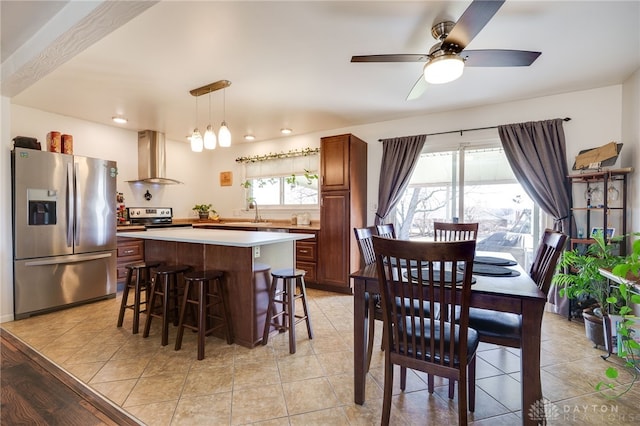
<box><xmin>248</xmin><ymin>200</ymin><xmax>260</xmax><ymax>222</ymax></box>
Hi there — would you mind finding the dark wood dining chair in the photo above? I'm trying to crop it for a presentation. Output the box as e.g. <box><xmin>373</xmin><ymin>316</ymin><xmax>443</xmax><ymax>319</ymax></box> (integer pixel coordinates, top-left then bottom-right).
<box><xmin>433</xmin><ymin>221</ymin><xmax>479</xmax><ymax>241</ymax></box>
<box><xmin>353</xmin><ymin>226</ymin><xmax>381</xmax><ymax>371</ymax></box>
<box><xmin>468</xmin><ymin>228</ymin><xmax>568</xmax><ymax>348</ymax></box>
<box><xmin>354</xmin><ymin>226</ymin><xmax>377</xmax><ymax>266</ymax></box>
<box><xmin>432</xmin><ymin>221</ymin><xmax>479</xmax><ymax>398</ymax></box>
<box><xmin>376</xmin><ymin>223</ymin><xmax>396</xmax><ymax>239</ymax></box>
<box><xmin>372</xmin><ymin>236</ymin><xmax>478</xmax><ymax>425</ymax></box>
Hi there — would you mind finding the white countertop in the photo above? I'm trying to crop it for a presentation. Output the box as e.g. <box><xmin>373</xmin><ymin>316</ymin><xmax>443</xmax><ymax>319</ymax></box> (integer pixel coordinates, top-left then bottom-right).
<box><xmin>117</xmin><ymin>228</ymin><xmax>313</xmax><ymax>248</ymax></box>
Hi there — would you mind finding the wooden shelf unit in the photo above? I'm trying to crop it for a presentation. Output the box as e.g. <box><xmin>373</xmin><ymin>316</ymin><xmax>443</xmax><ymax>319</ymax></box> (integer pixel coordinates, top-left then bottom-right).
<box><xmin>568</xmin><ymin>168</ymin><xmax>631</xmax><ymax>254</ymax></box>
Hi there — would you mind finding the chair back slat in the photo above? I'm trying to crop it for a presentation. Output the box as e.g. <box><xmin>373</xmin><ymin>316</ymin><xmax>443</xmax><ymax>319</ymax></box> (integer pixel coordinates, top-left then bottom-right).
<box><xmin>529</xmin><ymin>229</ymin><xmax>568</xmax><ymax>295</ymax></box>
<box><xmin>353</xmin><ymin>227</ymin><xmax>377</xmax><ymax>266</ymax></box>
<box><xmin>433</xmin><ymin>222</ymin><xmax>479</xmax><ymax>242</ymax></box>
<box><xmin>373</xmin><ymin>236</ymin><xmax>476</xmax><ymax>370</ymax></box>
<box><xmin>375</xmin><ymin>223</ymin><xmax>396</xmax><ymax>239</ymax></box>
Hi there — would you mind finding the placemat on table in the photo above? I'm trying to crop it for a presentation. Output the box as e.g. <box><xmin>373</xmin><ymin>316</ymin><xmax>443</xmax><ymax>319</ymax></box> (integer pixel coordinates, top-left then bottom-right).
<box><xmin>459</xmin><ymin>263</ymin><xmax>521</xmax><ymax>277</ymax></box>
<box><xmin>473</xmin><ymin>256</ymin><xmax>517</xmax><ymax>266</ymax></box>
<box><xmin>407</xmin><ymin>268</ymin><xmax>477</xmax><ymax>285</ymax></box>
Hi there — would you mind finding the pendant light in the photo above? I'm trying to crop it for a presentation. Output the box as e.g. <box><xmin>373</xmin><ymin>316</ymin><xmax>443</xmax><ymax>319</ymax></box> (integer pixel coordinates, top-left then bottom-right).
<box><xmin>189</xmin><ymin>80</ymin><xmax>231</xmax><ymax>151</ymax></box>
<box><xmin>203</xmin><ymin>91</ymin><xmax>217</xmax><ymax>149</ymax></box>
<box><xmin>218</xmin><ymin>88</ymin><xmax>231</xmax><ymax>147</ymax></box>
<box><xmin>191</xmin><ymin>95</ymin><xmax>203</xmax><ymax>152</ymax></box>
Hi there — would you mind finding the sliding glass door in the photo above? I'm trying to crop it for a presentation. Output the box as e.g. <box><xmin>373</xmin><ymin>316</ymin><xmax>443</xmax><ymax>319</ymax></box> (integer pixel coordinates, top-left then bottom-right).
<box><xmin>393</xmin><ymin>140</ymin><xmax>539</xmax><ymax>267</ymax></box>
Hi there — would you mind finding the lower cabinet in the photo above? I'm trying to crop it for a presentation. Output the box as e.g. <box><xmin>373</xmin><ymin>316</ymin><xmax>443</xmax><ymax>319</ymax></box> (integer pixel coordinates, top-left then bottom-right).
<box><xmin>116</xmin><ymin>237</ymin><xmax>144</xmax><ymax>284</ymax></box>
<box><xmin>295</xmin><ymin>230</ymin><xmax>318</xmax><ymax>283</ymax></box>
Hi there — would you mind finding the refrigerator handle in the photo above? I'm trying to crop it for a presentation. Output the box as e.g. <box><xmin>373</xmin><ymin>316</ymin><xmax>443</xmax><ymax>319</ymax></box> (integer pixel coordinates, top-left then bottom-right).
<box><xmin>66</xmin><ymin>162</ymin><xmax>74</xmax><ymax>247</ymax></box>
<box><xmin>24</xmin><ymin>252</ymin><xmax>113</xmax><ymax>267</ymax></box>
<box><xmin>74</xmin><ymin>162</ymin><xmax>80</xmax><ymax>247</ymax></box>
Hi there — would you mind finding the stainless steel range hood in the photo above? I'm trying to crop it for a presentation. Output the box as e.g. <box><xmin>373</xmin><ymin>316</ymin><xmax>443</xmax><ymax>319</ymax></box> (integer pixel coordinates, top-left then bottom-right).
<box><xmin>127</xmin><ymin>130</ymin><xmax>182</xmax><ymax>185</ymax></box>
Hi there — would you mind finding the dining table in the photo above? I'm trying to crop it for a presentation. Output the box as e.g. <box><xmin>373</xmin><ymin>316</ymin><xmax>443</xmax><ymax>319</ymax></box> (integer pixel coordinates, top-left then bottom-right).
<box><xmin>351</xmin><ymin>251</ymin><xmax>546</xmax><ymax>426</ymax></box>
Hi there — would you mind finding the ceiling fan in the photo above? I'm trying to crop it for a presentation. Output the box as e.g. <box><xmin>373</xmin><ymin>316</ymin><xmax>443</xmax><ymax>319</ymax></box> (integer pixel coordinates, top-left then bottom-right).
<box><xmin>351</xmin><ymin>0</ymin><xmax>541</xmax><ymax>100</ymax></box>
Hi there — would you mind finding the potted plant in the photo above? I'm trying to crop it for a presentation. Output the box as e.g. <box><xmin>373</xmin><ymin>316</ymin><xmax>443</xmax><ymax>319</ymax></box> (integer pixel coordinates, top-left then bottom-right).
<box><xmin>193</xmin><ymin>204</ymin><xmax>214</xmax><ymax>220</ymax></box>
<box><xmin>589</xmin><ymin>232</ymin><xmax>640</xmax><ymax>398</ymax></box>
<box><xmin>553</xmin><ymin>230</ymin><xmax>623</xmax><ymax>347</ymax></box>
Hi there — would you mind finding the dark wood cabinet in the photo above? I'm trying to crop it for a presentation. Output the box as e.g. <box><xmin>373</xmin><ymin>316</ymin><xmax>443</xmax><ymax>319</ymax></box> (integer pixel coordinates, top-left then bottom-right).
<box><xmin>295</xmin><ymin>230</ymin><xmax>318</xmax><ymax>283</ymax></box>
<box><xmin>316</xmin><ymin>133</ymin><xmax>367</xmax><ymax>293</ymax></box>
<box><xmin>116</xmin><ymin>237</ymin><xmax>144</xmax><ymax>284</ymax></box>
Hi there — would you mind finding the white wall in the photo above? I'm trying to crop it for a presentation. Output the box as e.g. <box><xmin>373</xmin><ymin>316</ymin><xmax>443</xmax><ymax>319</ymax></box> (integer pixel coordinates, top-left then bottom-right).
<box><xmin>622</xmin><ymin>68</ymin><xmax>640</xmax><ymax>234</ymax></box>
<box><xmin>2</xmin><ymin>83</ymin><xmax>637</xmax><ymax>321</ymax></box>
<box><xmin>1</xmin><ymin>97</ymin><xmax>12</xmax><ymax>322</ymax></box>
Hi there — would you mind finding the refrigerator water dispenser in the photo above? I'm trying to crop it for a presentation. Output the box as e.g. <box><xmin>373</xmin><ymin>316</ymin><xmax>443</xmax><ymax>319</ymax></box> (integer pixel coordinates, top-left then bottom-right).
<box><xmin>27</xmin><ymin>188</ymin><xmax>57</xmax><ymax>225</ymax></box>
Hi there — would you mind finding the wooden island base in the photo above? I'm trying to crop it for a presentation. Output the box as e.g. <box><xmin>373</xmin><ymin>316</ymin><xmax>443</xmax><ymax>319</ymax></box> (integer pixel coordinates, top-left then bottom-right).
<box><xmin>117</xmin><ymin>228</ymin><xmax>312</xmax><ymax>348</ymax></box>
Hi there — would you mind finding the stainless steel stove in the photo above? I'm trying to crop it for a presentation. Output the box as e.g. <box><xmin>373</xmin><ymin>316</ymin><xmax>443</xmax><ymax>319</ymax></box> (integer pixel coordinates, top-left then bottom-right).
<box><xmin>126</xmin><ymin>207</ymin><xmax>191</xmax><ymax>229</ymax></box>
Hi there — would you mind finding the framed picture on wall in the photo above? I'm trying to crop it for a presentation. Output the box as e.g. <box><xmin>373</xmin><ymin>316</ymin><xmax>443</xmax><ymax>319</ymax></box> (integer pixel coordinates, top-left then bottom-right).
<box><xmin>590</xmin><ymin>227</ymin><xmax>615</xmax><ymax>239</ymax></box>
<box><xmin>220</xmin><ymin>171</ymin><xmax>233</xmax><ymax>186</ymax></box>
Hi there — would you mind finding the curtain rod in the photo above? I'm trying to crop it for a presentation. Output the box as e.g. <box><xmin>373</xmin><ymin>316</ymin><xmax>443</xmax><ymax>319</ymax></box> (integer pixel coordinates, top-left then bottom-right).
<box><xmin>378</xmin><ymin>117</ymin><xmax>571</xmax><ymax>141</ymax></box>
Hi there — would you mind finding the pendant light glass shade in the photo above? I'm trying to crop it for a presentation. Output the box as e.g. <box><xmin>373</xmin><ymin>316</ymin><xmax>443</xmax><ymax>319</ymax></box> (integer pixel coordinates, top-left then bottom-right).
<box><xmin>423</xmin><ymin>54</ymin><xmax>464</xmax><ymax>84</ymax></box>
<box><xmin>191</xmin><ymin>130</ymin><xmax>203</xmax><ymax>152</ymax></box>
<box><xmin>204</xmin><ymin>125</ymin><xmax>216</xmax><ymax>149</ymax></box>
<box><xmin>218</xmin><ymin>121</ymin><xmax>231</xmax><ymax>147</ymax></box>
<box><xmin>217</xmin><ymin>88</ymin><xmax>231</xmax><ymax>147</ymax></box>
<box><xmin>203</xmin><ymin>92</ymin><xmax>216</xmax><ymax>149</ymax></box>
<box><xmin>190</xmin><ymin>94</ymin><xmax>203</xmax><ymax>152</ymax></box>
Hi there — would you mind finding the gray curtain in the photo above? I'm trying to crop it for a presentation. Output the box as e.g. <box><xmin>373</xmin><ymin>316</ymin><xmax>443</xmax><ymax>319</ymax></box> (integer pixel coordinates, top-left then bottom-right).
<box><xmin>375</xmin><ymin>135</ymin><xmax>426</xmax><ymax>225</ymax></box>
<box><xmin>498</xmin><ymin>118</ymin><xmax>572</xmax><ymax>315</ymax></box>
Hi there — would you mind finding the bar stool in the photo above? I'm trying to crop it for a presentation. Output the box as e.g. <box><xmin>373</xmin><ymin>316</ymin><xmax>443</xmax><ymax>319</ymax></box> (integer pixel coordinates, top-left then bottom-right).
<box><xmin>143</xmin><ymin>264</ymin><xmax>191</xmax><ymax>346</ymax></box>
<box><xmin>262</xmin><ymin>268</ymin><xmax>313</xmax><ymax>354</ymax></box>
<box><xmin>175</xmin><ymin>270</ymin><xmax>233</xmax><ymax>360</ymax></box>
<box><xmin>117</xmin><ymin>261</ymin><xmax>161</xmax><ymax>334</ymax></box>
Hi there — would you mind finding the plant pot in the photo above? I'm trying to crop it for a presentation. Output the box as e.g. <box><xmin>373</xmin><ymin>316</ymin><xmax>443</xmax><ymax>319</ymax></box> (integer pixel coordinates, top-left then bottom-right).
<box><xmin>198</xmin><ymin>212</ymin><xmax>209</xmax><ymax>220</ymax></box>
<box><xmin>582</xmin><ymin>307</ymin><xmax>606</xmax><ymax>348</ymax></box>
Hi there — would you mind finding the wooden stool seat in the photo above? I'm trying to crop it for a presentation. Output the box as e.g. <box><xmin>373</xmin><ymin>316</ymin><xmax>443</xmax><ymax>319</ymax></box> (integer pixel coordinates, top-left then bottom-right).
<box><xmin>262</xmin><ymin>268</ymin><xmax>313</xmax><ymax>354</ymax></box>
<box><xmin>175</xmin><ymin>270</ymin><xmax>233</xmax><ymax>360</ymax></box>
<box><xmin>143</xmin><ymin>264</ymin><xmax>191</xmax><ymax>346</ymax></box>
<box><xmin>117</xmin><ymin>261</ymin><xmax>161</xmax><ymax>334</ymax></box>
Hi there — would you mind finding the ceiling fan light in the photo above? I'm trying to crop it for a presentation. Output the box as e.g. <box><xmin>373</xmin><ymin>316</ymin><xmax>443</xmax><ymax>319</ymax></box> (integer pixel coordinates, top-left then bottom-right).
<box><xmin>191</xmin><ymin>129</ymin><xmax>203</xmax><ymax>152</ymax></box>
<box><xmin>423</xmin><ymin>55</ymin><xmax>464</xmax><ymax>84</ymax></box>
<box><xmin>218</xmin><ymin>121</ymin><xmax>231</xmax><ymax>147</ymax></box>
<box><xmin>204</xmin><ymin>124</ymin><xmax>217</xmax><ymax>149</ymax></box>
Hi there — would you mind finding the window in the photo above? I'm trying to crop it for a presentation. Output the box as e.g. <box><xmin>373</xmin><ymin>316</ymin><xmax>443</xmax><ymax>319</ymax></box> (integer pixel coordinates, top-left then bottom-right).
<box><xmin>247</xmin><ymin>174</ymin><xmax>318</xmax><ymax>206</ymax></box>
<box><xmin>393</xmin><ymin>136</ymin><xmax>540</xmax><ymax>267</ymax></box>
<box><xmin>244</xmin><ymin>154</ymin><xmax>319</xmax><ymax>208</ymax></box>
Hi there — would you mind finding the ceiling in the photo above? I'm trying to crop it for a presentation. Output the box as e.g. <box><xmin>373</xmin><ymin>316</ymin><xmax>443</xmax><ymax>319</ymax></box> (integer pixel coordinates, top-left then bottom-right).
<box><xmin>3</xmin><ymin>1</ymin><xmax>640</xmax><ymax>144</ymax></box>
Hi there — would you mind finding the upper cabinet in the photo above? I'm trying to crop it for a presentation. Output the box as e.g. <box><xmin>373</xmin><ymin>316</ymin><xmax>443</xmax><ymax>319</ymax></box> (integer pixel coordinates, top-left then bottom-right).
<box><xmin>320</xmin><ymin>134</ymin><xmax>353</xmax><ymax>191</ymax></box>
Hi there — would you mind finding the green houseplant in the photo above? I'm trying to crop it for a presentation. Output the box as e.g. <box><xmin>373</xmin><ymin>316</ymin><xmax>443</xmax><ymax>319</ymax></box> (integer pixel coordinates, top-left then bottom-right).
<box><xmin>553</xmin><ymin>230</ymin><xmax>623</xmax><ymax>346</ymax></box>
<box><xmin>595</xmin><ymin>233</ymin><xmax>640</xmax><ymax>398</ymax></box>
<box><xmin>192</xmin><ymin>204</ymin><xmax>215</xmax><ymax>219</ymax></box>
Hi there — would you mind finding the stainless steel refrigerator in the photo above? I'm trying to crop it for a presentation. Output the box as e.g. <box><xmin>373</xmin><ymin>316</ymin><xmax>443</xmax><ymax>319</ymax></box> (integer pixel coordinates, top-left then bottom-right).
<box><xmin>12</xmin><ymin>149</ymin><xmax>117</xmax><ymax>319</ymax></box>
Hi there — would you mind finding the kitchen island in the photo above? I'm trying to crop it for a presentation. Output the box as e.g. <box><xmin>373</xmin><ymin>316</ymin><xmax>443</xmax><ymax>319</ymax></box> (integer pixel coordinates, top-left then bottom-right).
<box><xmin>117</xmin><ymin>228</ymin><xmax>313</xmax><ymax>348</ymax></box>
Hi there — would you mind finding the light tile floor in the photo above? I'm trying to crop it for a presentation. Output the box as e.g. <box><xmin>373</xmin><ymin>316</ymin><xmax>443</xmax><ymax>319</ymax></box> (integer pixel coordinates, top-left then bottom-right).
<box><xmin>2</xmin><ymin>288</ymin><xmax>639</xmax><ymax>425</ymax></box>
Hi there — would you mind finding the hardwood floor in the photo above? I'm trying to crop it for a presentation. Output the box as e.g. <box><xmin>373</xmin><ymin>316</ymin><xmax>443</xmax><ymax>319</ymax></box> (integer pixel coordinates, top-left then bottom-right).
<box><xmin>0</xmin><ymin>329</ymin><xmax>140</xmax><ymax>426</ymax></box>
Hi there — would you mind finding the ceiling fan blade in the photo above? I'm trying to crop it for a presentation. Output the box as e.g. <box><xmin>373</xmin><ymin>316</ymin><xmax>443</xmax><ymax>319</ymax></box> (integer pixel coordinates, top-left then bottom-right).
<box><xmin>442</xmin><ymin>0</ymin><xmax>505</xmax><ymax>51</ymax></box>
<box><xmin>351</xmin><ymin>54</ymin><xmax>428</xmax><ymax>63</ymax></box>
<box><xmin>406</xmin><ymin>76</ymin><xmax>427</xmax><ymax>101</ymax></box>
<box><xmin>462</xmin><ymin>49</ymin><xmax>541</xmax><ymax>67</ymax></box>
